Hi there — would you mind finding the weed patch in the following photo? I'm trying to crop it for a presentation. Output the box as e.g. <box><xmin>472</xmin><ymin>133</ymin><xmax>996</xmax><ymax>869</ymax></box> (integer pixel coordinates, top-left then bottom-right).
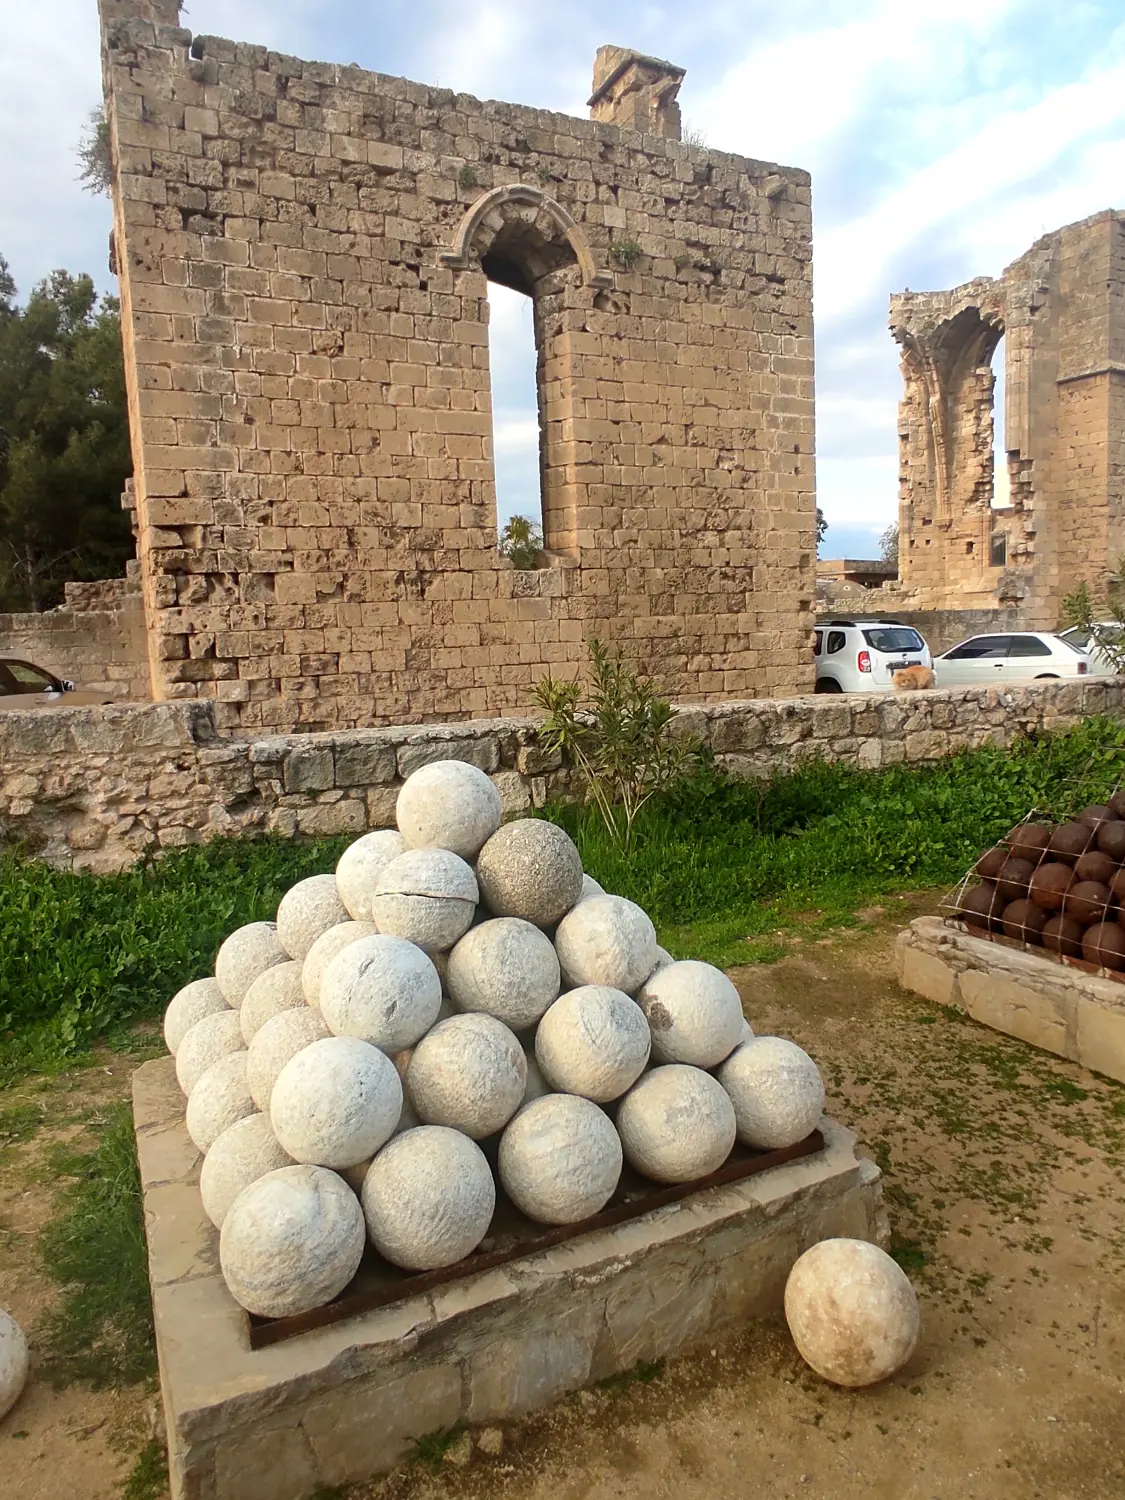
<box><xmin>597</xmin><ymin>1357</ymin><xmax>665</xmax><ymax>1394</ymax></box>
<box><xmin>122</xmin><ymin>1439</ymin><xmax>169</xmax><ymax>1500</ymax></box>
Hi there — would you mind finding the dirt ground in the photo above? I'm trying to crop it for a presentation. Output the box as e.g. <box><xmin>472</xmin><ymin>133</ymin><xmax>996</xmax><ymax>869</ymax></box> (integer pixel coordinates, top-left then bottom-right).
<box><xmin>2</xmin><ymin>890</ymin><xmax>1124</xmax><ymax>1500</ymax></box>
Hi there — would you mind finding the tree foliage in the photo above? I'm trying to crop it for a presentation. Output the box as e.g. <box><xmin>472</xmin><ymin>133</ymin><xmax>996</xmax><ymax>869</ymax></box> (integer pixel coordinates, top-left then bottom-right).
<box><xmin>499</xmin><ymin>513</ymin><xmax>545</xmax><ymax>569</ymax></box>
<box><xmin>0</xmin><ymin>257</ymin><xmax>133</xmax><ymax>611</ymax></box>
<box><xmin>879</xmin><ymin>523</ymin><xmax>899</xmax><ymax>566</ymax></box>
<box><xmin>815</xmin><ymin>506</ymin><xmax>827</xmax><ymax>553</ymax></box>
<box><xmin>77</xmin><ymin>107</ymin><xmax>114</xmax><ymax>198</ymax></box>
<box><xmin>1062</xmin><ymin>568</ymin><xmax>1125</xmax><ymax>673</ymax></box>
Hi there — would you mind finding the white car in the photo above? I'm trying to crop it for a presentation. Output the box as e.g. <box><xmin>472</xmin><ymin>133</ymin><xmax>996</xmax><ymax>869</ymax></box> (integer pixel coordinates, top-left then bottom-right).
<box><xmin>934</xmin><ymin>631</ymin><xmax>1090</xmax><ymax>686</ymax></box>
<box><xmin>813</xmin><ymin>619</ymin><xmax>933</xmax><ymax>693</ymax></box>
<box><xmin>1058</xmin><ymin>622</ymin><xmax>1124</xmax><ymax>677</ymax></box>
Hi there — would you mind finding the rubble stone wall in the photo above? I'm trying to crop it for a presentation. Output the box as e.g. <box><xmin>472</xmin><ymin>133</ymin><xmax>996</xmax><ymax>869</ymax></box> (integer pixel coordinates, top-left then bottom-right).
<box><xmin>0</xmin><ymin>577</ymin><xmax>151</xmax><ymax>700</ymax></box>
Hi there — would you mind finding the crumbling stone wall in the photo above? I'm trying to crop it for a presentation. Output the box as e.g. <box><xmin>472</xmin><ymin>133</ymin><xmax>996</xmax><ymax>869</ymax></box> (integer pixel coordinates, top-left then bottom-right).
<box><xmin>0</xmin><ymin>573</ymin><xmax>150</xmax><ymax>700</ymax></box>
<box><xmin>890</xmin><ymin>210</ymin><xmax>1125</xmax><ymax>623</ymax></box>
<box><xmin>97</xmin><ymin>2</ymin><xmax>816</xmax><ymax>733</ymax></box>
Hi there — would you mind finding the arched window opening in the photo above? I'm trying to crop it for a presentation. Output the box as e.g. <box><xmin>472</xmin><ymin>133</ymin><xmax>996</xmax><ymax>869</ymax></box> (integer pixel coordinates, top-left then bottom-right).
<box><xmin>486</xmin><ymin>280</ymin><xmax>544</xmax><ymax>565</ymax></box>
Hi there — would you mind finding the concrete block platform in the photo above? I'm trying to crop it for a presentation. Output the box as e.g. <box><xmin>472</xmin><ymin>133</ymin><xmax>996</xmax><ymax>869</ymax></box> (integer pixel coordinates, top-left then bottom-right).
<box><xmin>133</xmin><ymin>1058</ymin><xmax>888</xmax><ymax>1500</ymax></box>
<box><xmin>896</xmin><ymin>915</ymin><xmax>1125</xmax><ymax>1082</ymax></box>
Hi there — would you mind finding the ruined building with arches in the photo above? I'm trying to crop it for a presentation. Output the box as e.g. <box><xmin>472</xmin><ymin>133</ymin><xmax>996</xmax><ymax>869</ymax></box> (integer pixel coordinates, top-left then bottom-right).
<box><xmin>94</xmin><ymin>2</ymin><xmax>815</xmax><ymax>731</ymax></box>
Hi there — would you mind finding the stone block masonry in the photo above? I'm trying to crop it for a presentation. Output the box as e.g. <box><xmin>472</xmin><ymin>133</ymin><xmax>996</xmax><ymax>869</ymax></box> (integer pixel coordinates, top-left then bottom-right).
<box><xmin>97</xmin><ymin>2</ymin><xmax>816</xmax><ymax>733</ymax></box>
<box><xmin>2</xmin><ymin>676</ymin><xmax>1121</xmax><ymax>872</ymax></box>
<box><xmin>0</xmin><ymin>574</ymin><xmax>150</xmax><ymax>701</ymax></box>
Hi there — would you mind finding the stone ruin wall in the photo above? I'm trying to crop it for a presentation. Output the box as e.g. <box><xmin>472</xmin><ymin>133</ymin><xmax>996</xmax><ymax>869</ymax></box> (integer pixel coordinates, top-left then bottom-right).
<box><xmin>96</xmin><ymin>0</ymin><xmax>816</xmax><ymax>734</ymax></box>
<box><xmin>890</xmin><ymin>210</ymin><xmax>1125</xmax><ymax>625</ymax></box>
<box><xmin>0</xmin><ymin>573</ymin><xmax>150</xmax><ymax>700</ymax></box>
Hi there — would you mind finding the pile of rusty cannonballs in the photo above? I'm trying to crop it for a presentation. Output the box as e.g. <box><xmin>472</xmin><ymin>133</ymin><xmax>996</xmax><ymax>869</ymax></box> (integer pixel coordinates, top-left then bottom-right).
<box><xmin>954</xmin><ymin>790</ymin><xmax>1125</xmax><ymax>971</ymax></box>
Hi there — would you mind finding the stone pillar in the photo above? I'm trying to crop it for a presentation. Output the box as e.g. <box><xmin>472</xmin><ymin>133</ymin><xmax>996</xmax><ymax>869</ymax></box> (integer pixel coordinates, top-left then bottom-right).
<box><xmin>588</xmin><ymin>47</ymin><xmax>685</xmax><ymax>139</ymax></box>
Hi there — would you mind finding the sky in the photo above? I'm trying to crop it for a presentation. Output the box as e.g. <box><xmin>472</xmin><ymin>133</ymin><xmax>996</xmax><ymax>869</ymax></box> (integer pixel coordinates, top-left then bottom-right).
<box><xmin>3</xmin><ymin>1</ymin><xmax>1123</xmax><ymax>559</ymax></box>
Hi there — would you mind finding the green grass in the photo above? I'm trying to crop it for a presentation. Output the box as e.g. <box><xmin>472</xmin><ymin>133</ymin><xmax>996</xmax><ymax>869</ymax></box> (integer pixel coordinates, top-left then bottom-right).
<box><xmin>410</xmin><ymin>1426</ymin><xmax>466</xmax><ymax>1467</ymax></box>
<box><xmin>596</xmin><ymin>1357</ymin><xmax>665</xmax><ymax>1394</ymax></box>
<box><xmin>122</xmin><ymin>1440</ymin><xmax>168</xmax><ymax>1500</ymax></box>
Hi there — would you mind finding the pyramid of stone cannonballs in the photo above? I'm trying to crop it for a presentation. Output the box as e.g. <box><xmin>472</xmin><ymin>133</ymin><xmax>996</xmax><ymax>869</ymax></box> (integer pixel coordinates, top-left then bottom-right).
<box><xmin>164</xmin><ymin>760</ymin><xmax>827</xmax><ymax>1321</ymax></box>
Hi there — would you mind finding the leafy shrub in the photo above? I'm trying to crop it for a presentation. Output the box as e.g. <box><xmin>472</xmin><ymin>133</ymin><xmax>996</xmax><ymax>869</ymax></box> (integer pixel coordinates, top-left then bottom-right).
<box><xmin>499</xmin><ymin>513</ymin><xmax>545</xmax><ymax>570</ymax></box>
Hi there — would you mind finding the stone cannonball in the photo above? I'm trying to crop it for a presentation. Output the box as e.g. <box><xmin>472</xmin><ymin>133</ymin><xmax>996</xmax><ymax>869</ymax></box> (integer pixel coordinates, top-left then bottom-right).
<box><xmin>185</xmin><ymin>1051</ymin><xmax>256</xmax><ymax>1152</ymax></box>
<box><xmin>240</xmin><ymin>961</ymin><xmax>305</xmax><ymax>1044</ymax></box>
<box><xmin>396</xmin><ymin>759</ymin><xmax>503</xmax><ymax>860</ymax></box>
<box><xmin>247</xmin><ymin>1008</ymin><xmax>331</xmax><ymax>1112</ymax></box>
<box><xmin>176</xmin><ymin>1009</ymin><xmax>246</xmax><ymax>1096</ymax></box>
<box><xmin>521</xmin><ymin>1045</ymin><xmax>552</xmax><ymax>1107</ymax></box>
<box><xmin>270</xmin><ymin>1036</ymin><xmax>402</xmax><ymax>1169</ymax></box>
<box><xmin>276</xmin><ymin>875</ymin><xmax>350</xmax><ymax>962</ymax></box>
<box><xmin>616</xmin><ymin>1065</ymin><xmax>736</xmax><ymax>1183</ymax></box>
<box><xmin>579</xmin><ymin>874</ymin><xmax>604</xmax><ymax>903</ymax></box>
<box><xmin>784</xmin><ymin>1238</ymin><xmax>921</xmax><ymax>1387</ymax></box>
<box><xmin>717</xmin><ymin>1035</ymin><xmax>825</xmax><ymax>1150</ymax></box>
<box><xmin>475</xmin><ymin>820</ymin><xmax>584</xmax><ymax>928</ymax></box>
<box><xmin>301</xmin><ymin>921</ymin><xmax>378</xmax><ymax>1010</ymax></box>
<box><xmin>499</xmin><ymin>1094</ymin><xmax>623</xmax><ymax>1224</ymax></box>
<box><xmin>319</xmin><ymin>934</ymin><xmax>442</xmax><ymax>1051</ymax></box>
<box><xmin>446</xmin><ymin>918</ymin><xmax>561</xmax><ymax>1029</ymax></box>
<box><xmin>638</xmin><ymin>960</ymin><xmax>745</xmax><ymax>1068</ymax></box>
<box><xmin>371</xmin><ymin>849</ymin><xmax>479</xmax><ymax>954</ymax></box>
<box><xmin>0</xmin><ymin>1309</ymin><xmax>29</xmax><ymax>1422</ymax></box>
<box><xmin>220</xmin><ymin>1165</ymin><xmax>365</xmax><ymax>1319</ymax></box>
<box><xmin>407</xmin><ymin>1014</ymin><xmax>526</xmax><ymax>1139</ymax></box>
<box><xmin>164</xmin><ymin>977</ymin><xmax>230</xmax><ymax>1056</ymax></box>
<box><xmin>214</xmin><ymin>921</ymin><xmax>288</xmax><ymax>1006</ymax></box>
<box><xmin>554</xmin><ymin>894</ymin><xmax>658</xmax><ymax>994</ymax></box>
<box><xmin>644</xmin><ymin>946</ymin><xmax>675</xmax><ymax>983</ymax></box>
<box><xmin>335</xmin><ymin>830</ymin><xmax>406</xmax><ymax>922</ymax></box>
<box><xmin>200</xmin><ymin>1113</ymin><xmax>293</xmax><ymax>1229</ymax></box>
<box><xmin>361</xmin><ymin>1126</ymin><xmax>495</xmax><ymax>1271</ymax></box>
<box><xmin>535</xmin><ymin>986</ymin><xmax>650</xmax><ymax>1102</ymax></box>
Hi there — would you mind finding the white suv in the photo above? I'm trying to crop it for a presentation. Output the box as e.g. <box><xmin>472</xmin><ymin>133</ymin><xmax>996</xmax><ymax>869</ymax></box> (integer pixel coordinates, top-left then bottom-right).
<box><xmin>813</xmin><ymin>619</ymin><xmax>932</xmax><ymax>694</ymax></box>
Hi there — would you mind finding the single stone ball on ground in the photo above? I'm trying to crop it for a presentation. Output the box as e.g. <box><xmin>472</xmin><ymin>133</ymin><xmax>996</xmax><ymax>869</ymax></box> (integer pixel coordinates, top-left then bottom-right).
<box><xmin>718</xmin><ymin>1035</ymin><xmax>825</xmax><ymax>1150</ymax></box>
<box><xmin>270</xmin><ymin>1036</ymin><xmax>402</xmax><ymax>1168</ymax></box>
<box><xmin>535</xmin><ymin>986</ymin><xmax>650</xmax><ymax>1102</ymax></box>
<box><xmin>372</xmin><ymin>850</ymin><xmax>478</xmax><ymax>953</ymax></box>
<box><xmin>319</xmin><ymin>934</ymin><xmax>442</xmax><ymax>1050</ymax></box>
<box><xmin>579</xmin><ymin>874</ymin><xmax>604</xmax><ymax>902</ymax></box>
<box><xmin>396</xmin><ymin>759</ymin><xmax>503</xmax><ymax>859</ymax></box>
<box><xmin>554</xmin><ymin>894</ymin><xmax>658</xmax><ymax>993</ymax></box>
<box><xmin>0</xmin><ymin>1308</ymin><xmax>29</xmax><ymax>1421</ymax></box>
<box><xmin>499</xmin><ymin>1094</ymin><xmax>623</xmax><ymax>1224</ymax></box>
<box><xmin>220</xmin><ymin>1165</ymin><xmax>365</xmax><ymax>1318</ymax></box>
<box><xmin>215</xmin><ymin>922</ymin><xmax>289</xmax><ymax>1006</ymax></box>
<box><xmin>361</xmin><ymin>1126</ymin><xmax>495</xmax><ymax>1270</ymax></box>
<box><xmin>335</xmin><ymin>830</ymin><xmax>406</xmax><ymax>922</ymax></box>
<box><xmin>200</xmin><ymin>1113</ymin><xmax>293</xmax><ymax>1229</ymax></box>
<box><xmin>240</xmin><ymin>961</ymin><xmax>305</xmax><ymax>1043</ymax></box>
<box><xmin>617</xmin><ymin>1065</ymin><xmax>736</xmax><ymax>1183</ymax></box>
<box><xmin>475</xmin><ymin>820</ymin><xmax>584</xmax><ymax>928</ymax></box>
<box><xmin>446</xmin><ymin>918</ymin><xmax>561</xmax><ymax>1029</ymax></box>
<box><xmin>301</xmin><ymin>921</ymin><xmax>378</xmax><ymax>1010</ymax></box>
<box><xmin>784</xmin><ymin>1238</ymin><xmax>920</xmax><ymax>1387</ymax></box>
<box><xmin>638</xmin><ymin>960</ymin><xmax>744</xmax><ymax>1067</ymax></box>
<box><xmin>276</xmin><ymin>875</ymin><xmax>350</xmax><ymax>962</ymax></box>
<box><xmin>186</xmin><ymin>1051</ymin><xmax>256</xmax><ymax>1152</ymax></box>
<box><xmin>247</xmin><ymin>1008</ymin><xmax>331</xmax><ymax>1112</ymax></box>
<box><xmin>164</xmin><ymin>977</ymin><xmax>229</xmax><ymax>1056</ymax></box>
<box><xmin>407</xmin><ymin>1014</ymin><xmax>526</xmax><ymax>1139</ymax></box>
<box><xmin>176</xmin><ymin>1009</ymin><xmax>246</xmax><ymax>1096</ymax></box>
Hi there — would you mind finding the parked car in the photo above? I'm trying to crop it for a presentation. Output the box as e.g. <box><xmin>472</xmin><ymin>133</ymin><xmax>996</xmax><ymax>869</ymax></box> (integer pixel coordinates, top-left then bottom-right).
<box><xmin>933</xmin><ymin>632</ymin><xmax>1090</xmax><ymax>687</ymax></box>
<box><xmin>813</xmin><ymin>619</ymin><xmax>933</xmax><ymax>693</ymax></box>
<box><xmin>1057</xmin><ymin>622</ymin><xmax>1125</xmax><ymax>677</ymax></box>
<box><xmin>0</xmin><ymin>656</ymin><xmax>112</xmax><ymax>709</ymax></box>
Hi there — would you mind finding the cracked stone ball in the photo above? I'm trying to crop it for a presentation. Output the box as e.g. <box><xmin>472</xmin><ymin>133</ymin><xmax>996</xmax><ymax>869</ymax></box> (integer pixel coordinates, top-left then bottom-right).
<box><xmin>164</xmin><ymin>976</ymin><xmax>230</xmax><ymax>1056</ymax></box>
<box><xmin>301</xmin><ymin>920</ymin><xmax>378</xmax><ymax>1010</ymax></box>
<box><xmin>335</xmin><ymin>829</ymin><xmax>406</xmax><ymax>922</ymax></box>
<box><xmin>214</xmin><ymin>921</ymin><xmax>288</xmax><ymax>1006</ymax></box>
<box><xmin>784</xmin><ymin>1238</ymin><xmax>920</xmax><ymax>1387</ymax></box>
<box><xmin>220</xmin><ymin>1165</ymin><xmax>366</xmax><ymax>1318</ymax></box>
<box><xmin>616</xmin><ymin>1064</ymin><xmax>736</xmax><ymax>1183</ymax></box>
<box><xmin>319</xmin><ymin>933</ymin><xmax>442</xmax><ymax>1050</ymax></box>
<box><xmin>240</xmin><ymin>961</ymin><xmax>306</xmax><ymax>1043</ymax></box>
<box><xmin>370</xmin><ymin>849</ymin><xmax>479</xmax><ymax>953</ymax></box>
<box><xmin>186</xmin><ymin>1050</ymin><xmax>256</xmax><ymax>1152</ymax></box>
<box><xmin>637</xmin><ymin>960</ymin><xmax>745</xmax><ymax>1068</ymax></box>
<box><xmin>395</xmin><ymin>759</ymin><xmax>503</xmax><ymax>859</ymax></box>
<box><xmin>270</xmin><ymin>1035</ymin><xmax>403</xmax><ymax>1169</ymax></box>
<box><xmin>553</xmin><ymin>894</ymin><xmax>658</xmax><ymax>994</ymax></box>
<box><xmin>499</xmin><ymin>1093</ymin><xmax>623</xmax><ymax>1225</ymax></box>
<box><xmin>360</xmin><ymin>1125</ymin><xmax>496</xmax><ymax>1271</ymax></box>
<box><xmin>276</xmin><ymin>875</ymin><xmax>351</xmax><ymax>962</ymax></box>
<box><xmin>246</xmin><ymin>1007</ymin><xmax>331</xmax><ymax>1112</ymax></box>
<box><xmin>534</xmin><ymin>985</ymin><xmax>650</xmax><ymax>1102</ymax></box>
<box><xmin>176</xmin><ymin>1009</ymin><xmax>246</xmax><ymax>1096</ymax></box>
<box><xmin>475</xmin><ymin>820</ymin><xmax>584</xmax><ymax>929</ymax></box>
<box><xmin>200</xmin><ymin>1113</ymin><xmax>293</xmax><ymax>1229</ymax></box>
<box><xmin>0</xmin><ymin>1309</ymin><xmax>29</xmax><ymax>1421</ymax></box>
<box><xmin>717</xmin><ymin>1035</ymin><xmax>825</xmax><ymax>1150</ymax></box>
<box><xmin>407</xmin><ymin>1013</ymin><xmax>526</xmax><ymax>1139</ymax></box>
<box><xmin>446</xmin><ymin>917</ymin><xmax>561</xmax><ymax>1029</ymax></box>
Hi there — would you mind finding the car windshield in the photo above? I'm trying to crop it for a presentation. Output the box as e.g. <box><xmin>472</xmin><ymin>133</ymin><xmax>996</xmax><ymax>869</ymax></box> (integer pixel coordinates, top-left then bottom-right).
<box><xmin>862</xmin><ymin>627</ymin><xmax>923</xmax><ymax>653</ymax></box>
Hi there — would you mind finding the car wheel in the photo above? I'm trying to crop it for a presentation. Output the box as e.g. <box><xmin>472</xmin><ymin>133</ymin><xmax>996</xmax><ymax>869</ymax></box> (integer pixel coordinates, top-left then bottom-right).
<box><xmin>815</xmin><ymin>679</ymin><xmax>842</xmax><ymax>693</ymax></box>
<box><xmin>1034</xmin><ymin>674</ymin><xmax>1059</xmax><ymax>679</ymax></box>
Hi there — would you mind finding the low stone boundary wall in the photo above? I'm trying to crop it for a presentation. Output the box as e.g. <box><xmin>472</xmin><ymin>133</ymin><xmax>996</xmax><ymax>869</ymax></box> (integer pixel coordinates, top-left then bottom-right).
<box><xmin>2</xmin><ymin>677</ymin><xmax>1122</xmax><ymax>872</ymax></box>
<box><xmin>0</xmin><ymin>576</ymin><xmax>151</xmax><ymax>702</ymax></box>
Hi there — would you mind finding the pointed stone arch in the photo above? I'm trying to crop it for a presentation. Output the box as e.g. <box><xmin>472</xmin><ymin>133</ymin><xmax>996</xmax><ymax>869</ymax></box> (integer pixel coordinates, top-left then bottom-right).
<box><xmin>439</xmin><ymin>184</ymin><xmax>613</xmax><ymax>290</ymax></box>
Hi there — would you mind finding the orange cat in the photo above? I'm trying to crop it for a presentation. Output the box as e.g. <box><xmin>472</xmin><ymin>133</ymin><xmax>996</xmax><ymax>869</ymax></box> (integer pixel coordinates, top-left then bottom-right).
<box><xmin>892</xmin><ymin>665</ymin><xmax>936</xmax><ymax>691</ymax></box>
